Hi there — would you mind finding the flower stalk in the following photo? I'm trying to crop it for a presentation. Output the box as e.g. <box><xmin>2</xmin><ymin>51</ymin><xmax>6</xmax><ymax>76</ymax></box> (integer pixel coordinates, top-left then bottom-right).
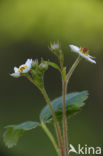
<box><xmin>62</xmin><ymin>80</ymin><xmax>68</xmax><ymax>156</ymax></box>
<box><xmin>26</xmin><ymin>75</ymin><xmax>65</xmax><ymax>156</ymax></box>
<box><xmin>41</xmin><ymin>122</ymin><xmax>59</xmax><ymax>156</ymax></box>
<box><xmin>62</xmin><ymin>56</ymin><xmax>81</xmax><ymax>156</ymax></box>
<box><xmin>40</xmin><ymin>88</ymin><xmax>65</xmax><ymax>156</ymax></box>
<box><xmin>66</xmin><ymin>56</ymin><xmax>81</xmax><ymax>83</ymax></box>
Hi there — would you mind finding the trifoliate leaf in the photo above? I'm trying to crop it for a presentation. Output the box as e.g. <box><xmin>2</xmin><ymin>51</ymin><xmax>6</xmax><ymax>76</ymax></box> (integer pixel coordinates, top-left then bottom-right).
<box><xmin>40</xmin><ymin>91</ymin><xmax>88</xmax><ymax>123</ymax></box>
<box><xmin>3</xmin><ymin>121</ymin><xmax>40</xmax><ymax>148</ymax></box>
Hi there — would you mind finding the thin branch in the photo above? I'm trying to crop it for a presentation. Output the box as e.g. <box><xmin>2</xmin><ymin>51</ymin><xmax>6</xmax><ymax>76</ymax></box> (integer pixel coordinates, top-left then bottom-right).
<box><xmin>66</xmin><ymin>56</ymin><xmax>81</xmax><ymax>83</ymax></box>
<box><xmin>41</xmin><ymin>122</ymin><xmax>59</xmax><ymax>156</ymax></box>
<box><xmin>62</xmin><ymin>80</ymin><xmax>68</xmax><ymax>156</ymax></box>
<box><xmin>26</xmin><ymin>75</ymin><xmax>65</xmax><ymax>156</ymax></box>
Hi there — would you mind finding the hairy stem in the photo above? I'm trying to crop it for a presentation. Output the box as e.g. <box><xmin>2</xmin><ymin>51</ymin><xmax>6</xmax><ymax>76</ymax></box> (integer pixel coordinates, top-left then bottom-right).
<box><xmin>66</xmin><ymin>56</ymin><xmax>81</xmax><ymax>83</ymax></box>
<box><xmin>41</xmin><ymin>88</ymin><xmax>65</xmax><ymax>156</ymax></box>
<box><xmin>62</xmin><ymin>56</ymin><xmax>81</xmax><ymax>156</ymax></box>
<box><xmin>26</xmin><ymin>75</ymin><xmax>65</xmax><ymax>156</ymax></box>
<box><xmin>41</xmin><ymin>122</ymin><xmax>59</xmax><ymax>156</ymax></box>
<box><xmin>62</xmin><ymin>80</ymin><xmax>68</xmax><ymax>156</ymax></box>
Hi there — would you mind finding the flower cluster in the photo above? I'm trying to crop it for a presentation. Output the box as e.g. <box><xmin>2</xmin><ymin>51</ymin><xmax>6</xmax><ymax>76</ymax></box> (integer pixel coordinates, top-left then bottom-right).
<box><xmin>10</xmin><ymin>43</ymin><xmax>96</xmax><ymax>79</ymax></box>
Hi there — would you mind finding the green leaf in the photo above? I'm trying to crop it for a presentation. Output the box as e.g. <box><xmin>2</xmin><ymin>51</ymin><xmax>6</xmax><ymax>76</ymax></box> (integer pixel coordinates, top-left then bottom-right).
<box><xmin>40</xmin><ymin>91</ymin><xmax>88</xmax><ymax>123</ymax></box>
<box><xmin>45</xmin><ymin>61</ymin><xmax>61</xmax><ymax>71</ymax></box>
<box><xmin>3</xmin><ymin>121</ymin><xmax>40</xmax><ymax>148</ymax></box>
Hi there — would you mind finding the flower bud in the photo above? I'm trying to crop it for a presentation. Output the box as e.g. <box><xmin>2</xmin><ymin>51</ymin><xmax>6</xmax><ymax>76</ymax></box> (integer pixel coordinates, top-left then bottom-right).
<box><xmin>39</xmin><ymin>63</ymin><xmax>48</xmax><ymax>72</ymax></box>
<box><xmin>49</xmin><ymin>41</ymin><xmax>62</xmax><ymax>55</ymax></box>
<box><xmin>31</xmin><ymin>60</ymin><xmax>39</xmax><ymax>70</ymax></box>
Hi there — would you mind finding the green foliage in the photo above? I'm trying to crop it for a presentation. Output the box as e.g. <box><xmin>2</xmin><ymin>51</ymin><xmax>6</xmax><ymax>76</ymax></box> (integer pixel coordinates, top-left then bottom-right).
<box><xmin>3</xmin><ymin>91</ymin><xmax>89</xmax><ymax>149</ymax></box>
<box><xmin>3</xmin><ymin>121</ymin><xmax>40</xmax><ymax>148</ymax></box>
<box><xmin>45</xmin><ymin>61</ymin><xmax>61</xmax><ymax>71</ymax></box>
<box><xmin>40</xmin><ymin>91</ymin><xmax>88</xmax><ymax>123</ymax></box>
<box><xmin>31</xmin><ymin>60</ymin><xmax>48</xmax><ymax>89</ymax></box>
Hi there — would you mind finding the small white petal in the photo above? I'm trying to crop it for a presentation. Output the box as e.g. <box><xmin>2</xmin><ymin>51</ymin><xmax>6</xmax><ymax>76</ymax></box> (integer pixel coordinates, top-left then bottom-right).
<box><xmin>10</xmin><ymin>72</ymin><xmax>20</xmax><ymax>78</ymax></box>
<box><xmin>24</xmin><ymin>59</ymin><xmax>32</xmax><ymax>73</ymax></box>
<box><xmin>69</xmin><ymin>45</ymin><xmax>80</xmax><ymax>53</ymax></box>
<box><xmin>88</xmin><ymin>55</ymin><xmax>96</xmax><ymax>59</ymax></box>
<box><xmin>14</xmin><ymin>67</ymin><xmax>18</xmax><ymax>72</ymax></box>
<box><xmin>78</xmin><ymin>52</ymin><xmax>96</xmax><ymax>64</ymax></box>
<box><xmin>25</xmin><ymin>59</ymin><xmax>32</xmax><ymax>66</ymax></box>
<box><xmin>87</xmin><ymin>57</ymin><xmax>96</xmax><ymax>64</ymax></box>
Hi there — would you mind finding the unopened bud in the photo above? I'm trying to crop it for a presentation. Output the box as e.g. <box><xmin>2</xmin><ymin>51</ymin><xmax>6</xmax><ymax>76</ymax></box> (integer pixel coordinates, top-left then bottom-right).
<box><xmin>49</xmin><ymin>41</ymin><xmax>62</xmax><ymax>55</ymax></box>
<box><xmin>31</xmin><ymin>60</ymin><xmax>39</xmax><ymax>69</ymax></box>
<box><xmin>39</xmin><ymin>63</ymin><xmax>48</xmax><ymax>72</ymax></box>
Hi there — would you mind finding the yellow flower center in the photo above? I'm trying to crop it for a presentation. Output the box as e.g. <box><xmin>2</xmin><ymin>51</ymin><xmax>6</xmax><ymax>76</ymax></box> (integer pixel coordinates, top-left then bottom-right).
<box><xmin>18</xmin><ymin>65</ymin><xmax>28</xmax><ymax>72</ymax></box>
<box><xmin>80</xmin><ymin>47</ymin><xmax>89</xmax><ymax>55</ymax></box>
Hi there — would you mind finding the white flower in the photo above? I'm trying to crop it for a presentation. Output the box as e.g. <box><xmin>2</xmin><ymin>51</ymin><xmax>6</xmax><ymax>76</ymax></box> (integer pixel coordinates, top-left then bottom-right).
<box><xmin>10</xmin><ymin>59</ymin><xmax>32</xmax><ymax>78</ymax></box>
<box><xmin>69</xmin><ymin>45</ymin><xmax>96</xmax><ymax>64</ymax></box>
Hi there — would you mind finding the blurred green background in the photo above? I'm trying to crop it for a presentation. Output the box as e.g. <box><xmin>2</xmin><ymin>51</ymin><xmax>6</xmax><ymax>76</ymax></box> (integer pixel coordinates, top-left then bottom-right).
<box><xmin>0</xmin><ymin>0</ymin><xmax>103</xmax><ymax>155</ymax></box>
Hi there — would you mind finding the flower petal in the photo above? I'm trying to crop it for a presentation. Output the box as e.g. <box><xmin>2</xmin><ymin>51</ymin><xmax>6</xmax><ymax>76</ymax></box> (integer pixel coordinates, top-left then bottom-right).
<box><xmin>14</xmin><ymin>67</ymin><xmax>18</xmax><ymax>72</ymax></box>
<box><xmin>78</xmin><ymin>52</ymin><xmax>96</xmax><ymax>64</ymax></box>
<box><xmin>69</xmin><ymin>45</ymin><xmax>80</xmax><ymax>53</ymax></box>
<box><xmin>23</xmin><ymin>59</ymin><xmax>32</xmax><ymax>73</ymax></box>
<box><xmin>25</xmin><ymin>59</ymin><xmax>32</xmax><ymax>66</ymax></box>
<box><xmin>10</xmin><ymin>72</ymin><xmax>20</xmax><ymax>78</ymax></box>
<box><xmin>87</xmin><ymin>57</ymin><xmax>96</xmax><ymax>64</ymax></box>
<box><xmin>88</xmin><ymin>55</ymin><xmax>96</xmax><ymax>59</ymax></box>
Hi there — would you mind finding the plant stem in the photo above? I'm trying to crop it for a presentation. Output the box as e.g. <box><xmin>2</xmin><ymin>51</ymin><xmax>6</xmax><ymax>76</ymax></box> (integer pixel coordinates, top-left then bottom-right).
<box><xmin>41</xmin><ymin>122</ymin><xmax>59</xmax><ymax>156</ymax></box>
<box><xmin>62</xmin><ymin>80</ymin><xmax>68</xmax><ymax>156</ymax></box>
<box><xmin>62</xmin><ymin>56</ymin><xmax>81</xmax><ymax>156</ymax></box>
<box><xmin>66</xmin><ymin>56</ymin><xmax>81</xmax><ymax>83</ymax></box>
<box><xmin>26</xmin><ymin>75</ymin><xmax>65</xmax><ymax>156</ymax></box>
<box><xmin>40</xmin><ymin>88</ymin><xmax>65</xmax><ymax>156</ymax></box>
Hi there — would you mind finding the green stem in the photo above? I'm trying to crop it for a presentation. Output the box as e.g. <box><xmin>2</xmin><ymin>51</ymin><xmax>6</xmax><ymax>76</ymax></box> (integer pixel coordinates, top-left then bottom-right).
<box><xmin>40</xmin><ymin>88</ymin><xmax>65</xmax><ymax>156</ymax></box>
<box><xmin>41</xmin><ymin>122</ymin><xmax>59</xmax><ymax>156</ymax></box>
<box><xmin>66</xmin><ymin>56</ymin><xmax>81</xmax><ymax>83</ymax></box>
<box><xmin>62</xmin><ymin>56</ymin><xmax>81</xmax><ymax>156</ymax></box>
<box><xmin>26</xmin><ymin>75</ymin><xmax>65</xmax><ymax>156</ymax></box>
<box><xmin>62</xmin><ymin>80</ymin><xmax>68</xmax><ymax>156</ymax></box>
